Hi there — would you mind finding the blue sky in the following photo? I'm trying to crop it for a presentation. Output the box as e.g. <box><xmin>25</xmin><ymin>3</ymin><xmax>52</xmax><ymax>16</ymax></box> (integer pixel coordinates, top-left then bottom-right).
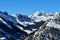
<box><xmin>0</xmin><ymin>0</ymin><xmax>60</xmax><ymax>15</ymax></box>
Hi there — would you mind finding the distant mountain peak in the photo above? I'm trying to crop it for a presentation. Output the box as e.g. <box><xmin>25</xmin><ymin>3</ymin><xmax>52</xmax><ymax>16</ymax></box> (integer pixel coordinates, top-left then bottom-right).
<box><xmin>0</xmin><ymin>11</ymin><xmax>8</xmax><ymax>15</ymax></box>
<box><xmin>31</xmin><ymin>10</ymin><xmax>46</xmax><ymax>17</ymax></box>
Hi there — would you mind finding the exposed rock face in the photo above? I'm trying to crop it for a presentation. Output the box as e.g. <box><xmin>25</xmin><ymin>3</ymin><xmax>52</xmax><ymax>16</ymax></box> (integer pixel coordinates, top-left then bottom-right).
<box><xmin>25</xmin><ymin>22</ymin><xmax>60</xmax><ymax>40</ymax></box>
<box><xmin>30</xmin><ymin>27</ymin><xmax>60</xmax><ymax>40</ymax></box>
<box><xmin>39</xmin><ymin>27</ymin><xmax>60</xmax><ymax>40</ymax></box>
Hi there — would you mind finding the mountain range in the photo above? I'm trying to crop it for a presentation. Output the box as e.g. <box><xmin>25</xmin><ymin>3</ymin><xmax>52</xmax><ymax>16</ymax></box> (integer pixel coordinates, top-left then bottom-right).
<box><xmin>0</xmin><ymin>10</ymin><xmax>60</xmax><ymax>40</ymax></box>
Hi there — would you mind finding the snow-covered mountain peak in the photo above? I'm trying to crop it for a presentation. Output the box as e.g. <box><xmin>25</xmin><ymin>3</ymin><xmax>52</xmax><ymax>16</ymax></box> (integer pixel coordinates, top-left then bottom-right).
<box><xmin>30</xmin><ymin>11</ymin><xmax>54</xmax><ymax>22</ymax></box>
<box><xmin>31</xmin><ymin>10</ymin><xmax>45</xmax><ymax>17</ymax></box>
